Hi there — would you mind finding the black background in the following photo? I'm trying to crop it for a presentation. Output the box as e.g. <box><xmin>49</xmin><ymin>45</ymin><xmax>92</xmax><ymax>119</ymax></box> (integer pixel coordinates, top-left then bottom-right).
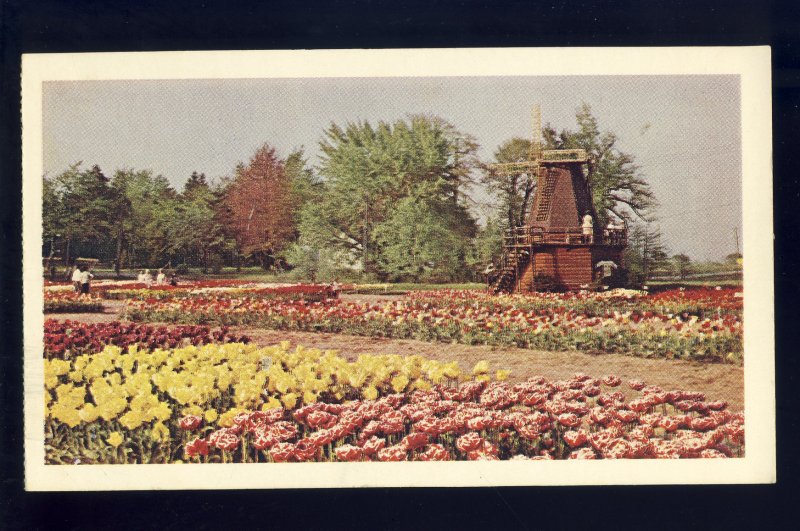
<box><xmin>1</xmin><ymin>1</ymin><xmax>798</xmax><ymax>529</ymax></box>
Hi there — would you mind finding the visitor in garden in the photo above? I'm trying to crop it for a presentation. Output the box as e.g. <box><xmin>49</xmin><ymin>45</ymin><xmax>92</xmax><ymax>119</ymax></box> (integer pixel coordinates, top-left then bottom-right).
<box><xmin>78</xmin><ymin>267</ymin><xmax>93</xmax><ymax>295</ymax></box>
<box><xmin>169</xmin><ymin>273</ymin><xmax>178</xmax><ymax>287</ymax></box>
<box><xmin>71</xmin><ymin>265</ymin><xmax>82</xmax><ymax>293</ymax></box>
<box><xmin>137</xmin><ymin>270</ymin><xmax>146</xmax><ymax>282</ymax></box>
<box><xmin>582</xmin><ymin>212</ymin><xmax>594</xmax><ymax>243</ymax></box>
<box><xmin>143</xmin><ymin>269</ymin><xmax>153</xmax><ymax>287</ymax></box>
<box><xmin>156</xmin><ymin>269</ymin><xmax>166</xmax><ymax>285</ymax></box>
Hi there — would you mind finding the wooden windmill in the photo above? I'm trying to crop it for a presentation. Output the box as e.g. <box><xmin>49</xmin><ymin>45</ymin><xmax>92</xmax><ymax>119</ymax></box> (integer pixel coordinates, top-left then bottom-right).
<box><xmin>490</xmin><ymin>105</ymin><xmax>627</xmax><ymax>293</ymax></box>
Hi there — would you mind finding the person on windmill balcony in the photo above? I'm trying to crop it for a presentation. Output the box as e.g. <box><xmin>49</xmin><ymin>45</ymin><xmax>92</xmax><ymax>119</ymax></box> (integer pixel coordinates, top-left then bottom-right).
<box><xmin>582</xmin><ymin>212</ymin><xmax>594</xmax><ymax>244</ymax></box>
<box><xmin>605</xmin><ymin>218</ymin><xmax>620</xmax><ymax>244</ymax></box>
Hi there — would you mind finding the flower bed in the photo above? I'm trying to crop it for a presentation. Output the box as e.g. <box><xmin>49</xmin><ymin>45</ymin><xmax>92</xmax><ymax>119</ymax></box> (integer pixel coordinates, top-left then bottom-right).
<box><xmin>126</xmin><ymin>290</ymin><xmax>743</xmax><ymax>363</ymax></box>
<box><xmin>44</xmin><ymin>291</ymin><xmax>104</xmax><ymax>313</ymax></box>
<box><xmin>98</xmin><ymin>282</ymin><xmax>336</xmax><ymax>302</ymax></box>
<box><xmin>44</xmin><ymin>342</ymin><xmax>744</xmax><ymax>464</ymax></box>
<box><xmin>408</xmin><ymin>287</ymin><xmax>743</xmax><ymax>319</ymax></box>
<box><xmin>44</xmin><ymin>319</ymin><xmax>249</xmax><ymax>359</ymax></box>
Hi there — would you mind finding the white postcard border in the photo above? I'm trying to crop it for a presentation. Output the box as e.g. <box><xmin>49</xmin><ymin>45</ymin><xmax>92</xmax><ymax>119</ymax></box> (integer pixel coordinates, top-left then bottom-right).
<box><xmin>22</xmin><ymin>47</ymin><xmax>774</xmax><ymax>490</ymax></box>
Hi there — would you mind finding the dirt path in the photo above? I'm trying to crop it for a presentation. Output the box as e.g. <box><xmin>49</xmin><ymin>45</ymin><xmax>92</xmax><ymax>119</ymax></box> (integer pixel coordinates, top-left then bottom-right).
<box><xmin>48</xmin><ymin>300</ymin><xmax>129</xmax><ymax>324</ymax></box>
<box><xmin>45</xmin><ymin>299</ymin><xmax>745</xmax><ymax>411</ymax></box>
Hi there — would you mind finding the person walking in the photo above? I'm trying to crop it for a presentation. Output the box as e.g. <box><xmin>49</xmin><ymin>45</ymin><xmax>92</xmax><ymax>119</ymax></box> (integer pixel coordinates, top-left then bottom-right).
<box><xmin>79</xmin><ymin>267</ymin><xmax>94</xmax><ymax>296</ymax></box>
<box><xmin>71</xmin><ymin>265</ymin><xmax>82</xmax><ymax>293</ymax></box>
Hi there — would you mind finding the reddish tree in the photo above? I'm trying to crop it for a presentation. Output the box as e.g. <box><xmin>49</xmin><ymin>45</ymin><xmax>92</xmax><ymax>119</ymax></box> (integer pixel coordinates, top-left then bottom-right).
<box><xmin>223</xmin><ymin>145</ymin><xmax>296</xmax><ymax>267</ymax></box>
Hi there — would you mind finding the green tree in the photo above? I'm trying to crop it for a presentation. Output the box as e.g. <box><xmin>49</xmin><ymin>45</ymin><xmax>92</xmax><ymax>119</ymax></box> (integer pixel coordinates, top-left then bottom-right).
<box><xmin>482</xmin><ymin>138</ymin><xmax>538</xmax><ymax>229</ymax></box>
<box><xmin>374</xmin><ymin>196</ymin><xmax>475</xmax><ymax>282</ymax></box>
<box><xmin>468</xmin><ymin>215</ymin><xmax>506</xmax><ymax>277</ymax></box>
<box><xmin>284</xmin><ymin>148</ymin><xmax>323</xmax><ymax>233</ymax></box>
<box><xmin>672</xmin><ymin>253</ymin><xmax>693</xmax><ymax>280</ymax></box>
<box><xmin>109</xmin><ymin>168</ymin><xmax>178</xmax><ymax>270</ymax></box>
<box><xmin>149</xmin><ymin>173</ymin><xmax>230</xmax><ymax>272</ymax></box>
<box><xmin>308</xmin><ymin>115</ymin><xmax>479</xmax><ymax>279</ymax></box>
<box><xmin>543</xmin><ymin>103</ymin><xmax>656</xmax><ymax>224</ymax></box>
<box><xmin>44</xmin><ymin>164</ymin><xmax>116</xmax><ymax>264</ymax></box>
<box><xmin>625</xmin><ymin>222</ymin><xmax>669</xmax><ymax>283</ymax></box>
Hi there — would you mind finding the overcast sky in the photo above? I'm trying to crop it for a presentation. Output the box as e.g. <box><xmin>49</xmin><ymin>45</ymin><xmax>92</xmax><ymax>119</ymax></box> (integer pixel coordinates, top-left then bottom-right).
<box><xmin>42</xmin><ymin>75</ymin><xmax>741</xmax><ymax>261</ymax></box>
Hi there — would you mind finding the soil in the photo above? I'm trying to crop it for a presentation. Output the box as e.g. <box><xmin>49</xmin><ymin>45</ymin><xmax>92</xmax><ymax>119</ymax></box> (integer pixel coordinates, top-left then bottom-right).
<box><xmin>46</xmin><ymin>297</ymin><xmax>745</xmax><ymax>411</ymax></box>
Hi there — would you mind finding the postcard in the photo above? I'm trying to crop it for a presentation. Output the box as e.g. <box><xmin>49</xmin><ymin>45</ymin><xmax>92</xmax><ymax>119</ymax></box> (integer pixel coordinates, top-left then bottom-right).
<box><xmin>22</xmin><ymin>47</ymin><xmax>774</xmax><ymax>489</ymax></box>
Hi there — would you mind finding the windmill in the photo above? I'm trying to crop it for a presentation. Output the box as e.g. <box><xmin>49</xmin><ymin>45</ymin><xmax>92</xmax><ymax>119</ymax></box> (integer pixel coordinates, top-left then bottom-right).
<box><xmin>488</xmin><ymin>105</ymin><xmax>626</xmax><ymax>293</ymax></box>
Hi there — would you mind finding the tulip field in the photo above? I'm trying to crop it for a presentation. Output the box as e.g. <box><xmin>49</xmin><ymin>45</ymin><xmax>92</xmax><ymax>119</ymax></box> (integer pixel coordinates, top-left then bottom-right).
<box><xmin>45</xmin><ymin>342</ymin><xmax>743</xmax><ymax>464</ymax></box>
<box><xmin>42</xmin><ymin>281</ymin><xmax>745</xmax><ymax>463</ymax></box>
<box><xmin>123</xmin><ymin>286</ymin><xmax>743</xmax><ymax>363</ymax></box>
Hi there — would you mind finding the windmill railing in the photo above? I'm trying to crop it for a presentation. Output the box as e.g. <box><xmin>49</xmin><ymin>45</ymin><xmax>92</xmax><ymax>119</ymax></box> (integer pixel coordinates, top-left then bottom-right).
<box><xmin>502</xmin><ymin>226</ymin><xmax>627</xmax><ymax>247</ymax></box>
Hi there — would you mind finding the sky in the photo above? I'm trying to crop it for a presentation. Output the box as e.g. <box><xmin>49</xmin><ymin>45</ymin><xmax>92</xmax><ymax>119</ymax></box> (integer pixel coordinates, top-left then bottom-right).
<box><xmin>42</xmin><ymin>75</ymin><xmax>741</xmax><ymax>261</ymax></box>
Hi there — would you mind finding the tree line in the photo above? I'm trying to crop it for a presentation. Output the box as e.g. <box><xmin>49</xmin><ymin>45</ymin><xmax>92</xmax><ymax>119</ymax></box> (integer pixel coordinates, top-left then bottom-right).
<box><xmin>43</xmin><ymin>105</ymin><xmax>660</xmax><ymax>282</ymax></box>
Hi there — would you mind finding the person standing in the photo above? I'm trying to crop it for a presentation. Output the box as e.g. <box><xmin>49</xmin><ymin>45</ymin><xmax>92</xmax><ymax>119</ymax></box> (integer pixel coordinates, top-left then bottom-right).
<box><xmin>79</xmin><ymin>267</ymin><xmax>93</xmax><ymax>296</ymax></box>
<box><xmin>71</xmin><ymin>265</ymin><xmax>82</xmax><ymax>293</ymax></box>
<box><xmin>582</xmin><ymin>212</ymin><xmax>594</xmax><ymax>244</ymax></box>
<box><xmin>156</xmin><ymin>269</ymin><xmax>166</xmax><ymax>285</ymax></box>
<box><xmin>143</xmin><ymin>269</ymin><xmax>153</xmax><ymax>288</ymax></box>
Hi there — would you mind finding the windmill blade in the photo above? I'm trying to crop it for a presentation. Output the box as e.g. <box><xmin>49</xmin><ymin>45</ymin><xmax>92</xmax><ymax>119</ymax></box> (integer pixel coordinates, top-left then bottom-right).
<box><xmin>489</xmin><ymin>160</ymin><xmax>540</xmax><ymax>176</ymax></box>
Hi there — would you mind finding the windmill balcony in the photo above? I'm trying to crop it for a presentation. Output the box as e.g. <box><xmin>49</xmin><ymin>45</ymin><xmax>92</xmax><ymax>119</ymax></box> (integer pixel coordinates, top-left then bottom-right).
<box><xmin>502</xmin><ymin>226</ymin><xmax>628</xmax><ymax>248</ymax></box>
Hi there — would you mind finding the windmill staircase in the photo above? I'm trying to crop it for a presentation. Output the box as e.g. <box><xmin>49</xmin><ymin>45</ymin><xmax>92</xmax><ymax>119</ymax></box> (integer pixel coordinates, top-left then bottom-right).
<box><xmin>491</xmin><ymin>228</ymin><xmax>532</xmax><ymax>293</ymax></box>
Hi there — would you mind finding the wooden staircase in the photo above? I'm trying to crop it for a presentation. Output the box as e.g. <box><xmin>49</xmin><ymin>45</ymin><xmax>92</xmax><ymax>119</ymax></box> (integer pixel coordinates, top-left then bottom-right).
<box><xmin>491</xmin><ymin>229</ymin><xmax>533</xmax><ymax>293</ymax></box>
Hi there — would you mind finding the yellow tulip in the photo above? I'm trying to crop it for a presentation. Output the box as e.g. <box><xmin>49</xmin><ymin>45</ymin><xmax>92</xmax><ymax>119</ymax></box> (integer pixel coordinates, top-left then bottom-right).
<box><xmin>303</xmin><ymin>390</ymin><xmax>318</xmax><ymax>404</ymax></box>
<box><xmin>472</xmin><ymin>360</ymin><xmax>490</xmax><ymax>375</ymax></box>
<box><xmin>150</xmin><ymin>422</ymin><xmax>171</xmax><ymax>443</ymax></box>
<box><xmin>281</xmin><ymin>392</ymin><xmax>298</xmax><ymax>410</ymax></box>
<box><xmin>106</xmin><ymin>431</ymin><xmax>124</xmax><ymax>448</ymax></box>
<box><xmin>119</xmin><ymin>410</ymin><xmax>145</xmax><ymax>430</ymax></box>
<box><xmin>78</xmin><ymin>403</ymin><xmax>100</xmax><ymax>423</ymax></box>
<box><xmin>50</xmin><ymin>402</ymin><xmax>81</xmax><ymax>428</ymax></box>
<box><xmin>183</xmin><ymin>404</ymin><xmax>203</xmax><ymax>417</ymax></box>
<box><xmin>204</xmin><ymin>409</ymin><xmax>218</xmax><ymax>423</ymax></box>
<box><xmin>363</xmin><ymin>386</ymin><xmax>379</xmax><ymax>401</ymax></box>
<box><xmin>261</xmin><ymin>397</ymin><xmax>282</xmax><ymax>410</ymax></box>
<box><xmin>218</xmin><ymin>408</ymin><xmax>243</xmax><ymax>427</ymax></box>
<box><xmin>151</xmin><ymin>402</ymin><xmax>172</xmax><ymax>422</ymax></box>
<box><xmin>495</xmin><ymin>369</ymin><xmax>511</xmax><ymax>381</ymax></box>
<box><xmin>391</xmin><ymin>375</ymin><xmax>410</xmax><ymax>393</ymax></box>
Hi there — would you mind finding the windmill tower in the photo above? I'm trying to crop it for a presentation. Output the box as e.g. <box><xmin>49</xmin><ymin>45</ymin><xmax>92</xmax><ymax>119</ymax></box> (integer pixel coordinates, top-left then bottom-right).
<box><xmin>490</xmin><ymin>105</ymin><xmax>627</xmax><ymax>293</ymax></box>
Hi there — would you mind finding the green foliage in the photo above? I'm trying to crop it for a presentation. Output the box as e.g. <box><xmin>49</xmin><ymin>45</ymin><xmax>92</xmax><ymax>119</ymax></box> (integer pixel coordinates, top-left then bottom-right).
<box><xmin>483</xmin><ymin>137</ymin><xmax>537</xmax><ymax>229</ymax></box>
<box><xmin>43</xmin><ymin>164</ymin><xmax>117</xmax><ymax>262</ymax></box>
<box><xmin>374</xmin><ymin>196</ymin><xmax>473</xmax><ymax>282</ymax></box>
<box><xmin>543</xmin><ymin>103</ymin><xmax>656</xmax><ymax>224</ymax></box>
<box><xmin>625</xmin><ymin>222</ymin><xmax>670</xmax><ymax>284</ymax></box>
<box><xmin>297</xmin><ymin>115</ymin><xmax>479</xmax><ymax>280</ymax></box>
<box><xmin>467</xmin><ymin>216</ymin><xmax>505</xmax><ymax>275</ymax></box>
<box><xmin>671</xmin><ymin>253</ymin><xmax>692</xmax><ymax>280</ymax></box>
